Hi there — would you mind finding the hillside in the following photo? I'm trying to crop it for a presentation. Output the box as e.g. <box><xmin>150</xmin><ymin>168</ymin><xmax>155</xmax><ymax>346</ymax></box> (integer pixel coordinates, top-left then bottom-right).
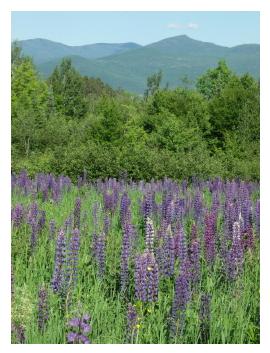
<box><xmin>18</xmin><ymin>38</ymin><xmax>142</xmax><ymax>64</ymax></box>
<box><xmin>19</xmin><ymin>35</ymin><xmax>260</xmax><ymax>93</ymax></box>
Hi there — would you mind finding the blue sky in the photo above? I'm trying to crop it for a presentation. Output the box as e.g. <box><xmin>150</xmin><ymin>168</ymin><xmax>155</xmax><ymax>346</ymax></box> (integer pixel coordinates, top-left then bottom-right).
<box><xmin>11</xmin><ymin>11</ymin><xmax>260</xmax><ymax>47</ymax></box>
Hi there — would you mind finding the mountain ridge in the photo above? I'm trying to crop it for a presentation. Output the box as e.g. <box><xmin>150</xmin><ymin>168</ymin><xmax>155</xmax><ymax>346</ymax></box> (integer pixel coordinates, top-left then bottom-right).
<box><xmin>16</xmin><ymin>35</ymin><xmax>260</xmax><ymax>94</ymax></box>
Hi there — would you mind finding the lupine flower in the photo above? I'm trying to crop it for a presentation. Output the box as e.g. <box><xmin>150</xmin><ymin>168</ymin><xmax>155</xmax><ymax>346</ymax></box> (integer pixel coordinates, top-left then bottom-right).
<box><xmin>174</xmin><ymin>223</ymin><xmax>187</xmax><ymax>268</ymax></box>
<box><xmin>255</xmin><ymin>200</ymin><xmax>260</xmax><ymax>237</ymax></box>
<box><xmin>200</xmin><ymin>293</ymin><xmax>211</xmax><ymax>343</ymax></box>
<box><xmin>120</xmin><ymin>192</ymin><xmax>131</xmax><ymax>227</ymax></box>
<box><xmin>11</xmin><ymin>204</ymin><xmax>24</xmax><ymax>227</ymax></box>
<box><xmin>126</xmin><ymin>303</ymin><xmax>138</xmax><ymax>343</ymax></box>
<box><xmin>120</xmin><ymin>223</ymin><xmax>133</xmax><ymax>291</ymax></box>
<box><xmin>49</xmin><ymin>220</ymin><xmax>56</xmax><ymax>240</ymax></box>
<box><xmin>156</xmin><ymin>224</ymin><xmax>175</xmax><ymax>277</ymax></box>
<box><xmin>189</xmin><ymin>223</ymin><xmax>200</xmax><ymax>284</ymax></box>
<box><xmin>67</xmin><ymin>314</ymin><xmax>91</xmax><ymax>344</ymax></box>
<box><xmin>30</xmin><ymin>222</ymin><xmax>38</xmax><ymax>251</ymax></box>
<box><xmin>244</xmin><ymin>225</ymin><xmax>254</xmax><ymax>250</ymax></box>
<box><xmin>145</xmin><ymin>217</ymin><xmax>155</xmax><ymax>253</ymax></box>
<box><xmin>66</xmin><ymin>228</ymin><xmax>80</xmax><ymax>290</ymax></box>
<box><xmin>51</xmin><ymin>229</ymin><xmax>66</xmax><ymax>293</ymax></box>
<box><xmin>73</xmin><ymin>198</ymin><xmax>81</xmax><ymax>229</ymax></box>
<box><xmin>170</xmin><ymin>270</ymin><xmax>191</xmax><ymax>337</ymax></box>
<box><xmin>135</xmin><ymin>251</ymin><xmax>159</xmax><ymax>302</ymax></box>
<box><xmin>142</xmin><ymin>192</ymin><xmax>153</xmax><ymax>221</ymax></box>
<box><xmin>37</xmin><ymin>210</ymin><xmax>46</xmax><ymax>232</ymax></box>
<box><xmin>37</xmin><ymin>286</ymin><xmax>49</xmax><ymax>331</ymax></box>
<box><xmin>204</xmin><ymin>212</ymin><xmax>216</xmax><ymax>265</ymax></box>
<box><xmin>95</xmin><ymin>232</ymin><xmax>106</xmax><ymax>278</ymax></box>
<box><xmin>193</xmin><ymin>190</ymin><xmax>203</xmax><ymax>224</ymax></box>
<box><xmin>103</xmin><ymin>212</ymin><xmax>110</xmax><ymax>236</ymax></box>
<box><xmin>226</xmin><ymin>221</ymin><xmax>244</xmax><ymax>280</ymax></box>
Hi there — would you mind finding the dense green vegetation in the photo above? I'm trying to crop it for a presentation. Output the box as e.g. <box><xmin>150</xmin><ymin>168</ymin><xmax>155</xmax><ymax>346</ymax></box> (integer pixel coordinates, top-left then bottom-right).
<box><xmin>11</xmin><ymin>42</ymin><xmax>259</xmax><ymax>181</ymax></box>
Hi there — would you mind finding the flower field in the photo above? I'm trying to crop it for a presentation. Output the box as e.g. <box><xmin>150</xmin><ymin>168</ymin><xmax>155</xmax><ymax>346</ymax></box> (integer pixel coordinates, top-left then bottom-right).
<box><xmin>11</xmin><ymin>172</ymin><xmax>260</xmax><ymax>344</ymax></box>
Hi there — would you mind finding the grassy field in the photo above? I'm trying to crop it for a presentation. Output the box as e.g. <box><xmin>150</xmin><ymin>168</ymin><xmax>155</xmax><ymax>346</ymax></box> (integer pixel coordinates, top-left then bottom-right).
<box><xmin>11</xmin><ymin>173</ymin><xmax>260</xmax><ymax>344</ymax></box>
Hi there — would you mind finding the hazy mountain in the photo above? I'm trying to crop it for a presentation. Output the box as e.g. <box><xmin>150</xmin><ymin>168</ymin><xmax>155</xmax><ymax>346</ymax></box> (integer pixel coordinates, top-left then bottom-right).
<box><xmin>18</xmin><ymin>38</ymin><xmax>142</xmax><ymax>64</ymax></box>
<box><xmin>19</xmin><ymin>35</ymin><xmax>259</xmax><ymax>93</ymax></box>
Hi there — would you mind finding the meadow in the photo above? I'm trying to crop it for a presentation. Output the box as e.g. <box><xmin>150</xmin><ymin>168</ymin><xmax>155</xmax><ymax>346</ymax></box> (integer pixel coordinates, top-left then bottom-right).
<box><xmin>11</xmin><ymin>171</ymin><xmax>260</xmax><ymax>344</ymax></box>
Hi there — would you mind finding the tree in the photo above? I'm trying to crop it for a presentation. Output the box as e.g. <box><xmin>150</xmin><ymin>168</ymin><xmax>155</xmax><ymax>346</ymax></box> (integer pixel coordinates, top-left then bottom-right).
<box><xmin>12</xmin><ymin>57</ymin><xmax>49</xmax><ymax>155</ymax></box>
<box><xmin>48</xmin><ymin>58</ymin><xmax>88</xmax><ymax>118</ymax></box>
<box><xmin>144</xmin><ymin>70</ymin><xmax>162</xmax><ymax>99</ymax></box>
<box><xmin>196</xmin><ymin>60</ymin><xmax>236</xmax><ymax>100</ymax></box>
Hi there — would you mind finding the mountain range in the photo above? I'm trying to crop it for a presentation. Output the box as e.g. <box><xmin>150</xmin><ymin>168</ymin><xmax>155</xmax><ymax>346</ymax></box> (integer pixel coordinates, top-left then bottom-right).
<box><xmin>18</xmin><ymin>35</ymin><xmax>260</xmax><ymax>93</ymax></box>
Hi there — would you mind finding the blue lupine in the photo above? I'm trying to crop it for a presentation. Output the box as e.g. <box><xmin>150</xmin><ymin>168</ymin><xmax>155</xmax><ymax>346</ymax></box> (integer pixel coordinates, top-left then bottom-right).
<box><xmin>38</xmin><ymin>286</ymin><xmax>49</xmax><ymax>331</ymax></box>
<box><xmin>145</xmin><ymin>217</ymin><xmax>155</xmax><ymax>253</ymax></box>
<box><xmin>66</xmin><ymin>228</ymin><xmax>80</xmax><ymax>290</ymax></box>
<box><xmin>51</xmin><ymin>229</ymin><xmax>66</xmax><ymax>293</ymax></box>
<box><xmin>11</xmin><ymin>204</ymin><xmax>24</xmax><ymax>227</ymax></box>
<box><xmin>67</xmin><ymin>314</ymin><xmax>91</xmax><ymax>344</ymax></box>
<box><xmin>135</xmin><ymin>251</ymin><xmax>159</xmax><ymax>302</ymax></box>
<box><xmin>73</xmin><ymin>198</ymin><xmax>81</xmax><ymax>230</ymax></box>
<box><xmin>204</xmin><ymin>212</ymin><xmax>216</xmax><ymax>265</ymax></box>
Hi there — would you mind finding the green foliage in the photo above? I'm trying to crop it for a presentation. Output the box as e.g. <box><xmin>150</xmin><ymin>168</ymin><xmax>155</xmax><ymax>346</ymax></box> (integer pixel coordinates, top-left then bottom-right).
<box><xmin>48</xmin><ymin>58</ymin><xmax>88</xmax><ymax>118</ymax></box>
<box><xmin>12</xmin><ymin>55</ymin><xmax>50</xmax><ymax>156</ymax></box>
<box><xmin>144</xmin><ymin>70</ymin><xmax>162</xmax><ymax>99</ymax></box>
<box><xmin>11</xmin><ymin>54</ymin><xmax>259</xmax><ymax>181</ymax></box>
<box><xmin>196</xmin><ymin>60</ymin><xmax>236</xmax><ymax>100</ymax></box>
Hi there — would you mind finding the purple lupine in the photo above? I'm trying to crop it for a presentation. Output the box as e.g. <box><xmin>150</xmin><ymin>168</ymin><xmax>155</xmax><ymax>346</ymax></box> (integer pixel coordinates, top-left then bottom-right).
<box><xmin>174</xmin><ymin>223</ymin><xmax>187</xmax><ymax>268</ymax></box>
<box><xmin>156</xmin><ymin>224</ymin><xmax>175</xmax><ymax>277</ymax></box>
<box><xmin>171</xmin><ymin>270</ymin><xmax>191</xmax><ymax>337</ymax></box>
<box><xmin>95</xmin><ymin>232</ymin><xmax>106</xmax><ymax>278</ymax></box>
<box><xmin>255</xmin><ymin>200</ymin><xmax>260</xmax><ymax>237</ymax></box>
<box><xmin>73</xmin><ymin>198</ymin><xmax>81</xmax><ymax>230</ymax></box>
<box><xmin>193</xmin><ymin>190</ymin><xmax>203</xmax><ymax>224</ymax></box>
<box><xmin>27</xmin><ymin>202</ymin><xmax>39</xmax><ymax>224</ymax></box>
<box><xmin>204</xmin><ymin>212</ymin><xmax>216</xmax><ymax>265</ymax></box>
<box><xmin>226</xmin><ymin>221</ymin><xmax>244</xmax><ymax>280</ymax></box>
<box><xmin>142</xmin><ymin>191</ymin><xmax>153</xmax><ymax>221</ymax></box>
<box><xmin>145</xmin><ymin>217</ymin><xmax>155</xmax><ymax>253</ymax></box>
<box><xmin>244</xmin><ymin>225</ymin><xmax>254</xmax><ymax>250</ymax></box>
<box><xmin>189</xmin><ymin>223</ymin><xmax>200</xmax><ymax>285</ymax></box>
<box><xmin>37</xmin><ymin>286</ymin><xmax>49</xmax><ymax>331</ymax></box>
<box><xmin>241</xmin><ymin>199</ymin><xmax>252</xmax><ymax>233</ymax></box>
<box><xmin>120</xmin><ymin>223</ymin><xmax>133</xmax><ymax>291</ymax></box>
<box><xmin>135</xmin><ymin>251</ymin><xmax>159</xmax><ymax>302</ymax></box>
<box><xmin>127</xmin><ymin>303</ymin><xmax>138</xmax><ymax>343</ymax></box>
<box><xmin>66</xmin><ymin>228</ymin><xmax>80</xmax><ymax>290</ymax></box>
<box><xmin>11</xmin><ymin>204</ymin><xmax>24</xmax><ymax>227</ymax></box>
<box><xmin>200</xmin><ymin>293</ymin><xmax>211</xmax><ymax>343</ymax></box>
<box><xmin>67</xmin><ymin>314</ymin><xmax>91</xmax><ymax>344</ymax></box>
<box><xmin>52</xmin><ymin>179</ymin><xmax>61</xmax><ymax>202</ymax></box>
<box><xmin>103</xmin><ymin>189</ymin><xmax>118</xmax><ymax>213</ymax></box>
<box><xmin>37</xmin><ymin>210</ymin><xmax>46</xmax><ymax>232</ymax></box>
<box><xmin>30</xmin><ymin>222</ymin><xmax>38</xmax><ymax>251</ymax></box>
<box><xmin>51</xmin><ymin>229</ymin><xmax>66</xmax><ymax>293</ymax></box>
<box><xmin>103</xmin><ymin>212</ymin><xmax>110</xmax><ymax>236</ymax></box>
<box><xmin>49</xmin><ymin>220</ymin><xmax>56</xmax><ymax>240</ymax></box>
<box><xmin>120</xmin><ymin>192</ymin><xmax>131</xmax><ymax>227</ymax></box>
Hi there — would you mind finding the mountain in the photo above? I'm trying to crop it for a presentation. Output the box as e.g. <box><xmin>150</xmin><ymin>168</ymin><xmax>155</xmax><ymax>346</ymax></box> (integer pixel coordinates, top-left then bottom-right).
<box><xmin>18</xmin><ymin>38</ymin><xmax>142</xmax><ymax>64</ymax></box>
<box><xmin>19</xmin><ymin>35</ymin><xmax>260</xmax><ymax>93</ymax></box>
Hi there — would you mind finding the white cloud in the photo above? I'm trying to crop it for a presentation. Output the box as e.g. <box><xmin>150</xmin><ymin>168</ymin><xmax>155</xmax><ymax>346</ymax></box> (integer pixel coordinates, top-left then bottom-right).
<box><xmin>167</xmin><ymin>22</ymin><xmax>199</xmax><ymax>30</ymax></box>
<box><xmin>187</xmin><ymin>22</ymin><xmax>199</xmax><ymax>29</ymax></box>
<box><xmin>167</xmin><ymin>23</ymin><xmax>183</xmax><ymax>29</ymax></box>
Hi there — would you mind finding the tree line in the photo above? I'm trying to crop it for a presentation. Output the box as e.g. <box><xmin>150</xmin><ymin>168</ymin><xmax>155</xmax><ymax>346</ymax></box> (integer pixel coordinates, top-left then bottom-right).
<box><xmin>11</xmin><ymin>42</ymin><xmax>259</xmax><ymax>181</ymax></box>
